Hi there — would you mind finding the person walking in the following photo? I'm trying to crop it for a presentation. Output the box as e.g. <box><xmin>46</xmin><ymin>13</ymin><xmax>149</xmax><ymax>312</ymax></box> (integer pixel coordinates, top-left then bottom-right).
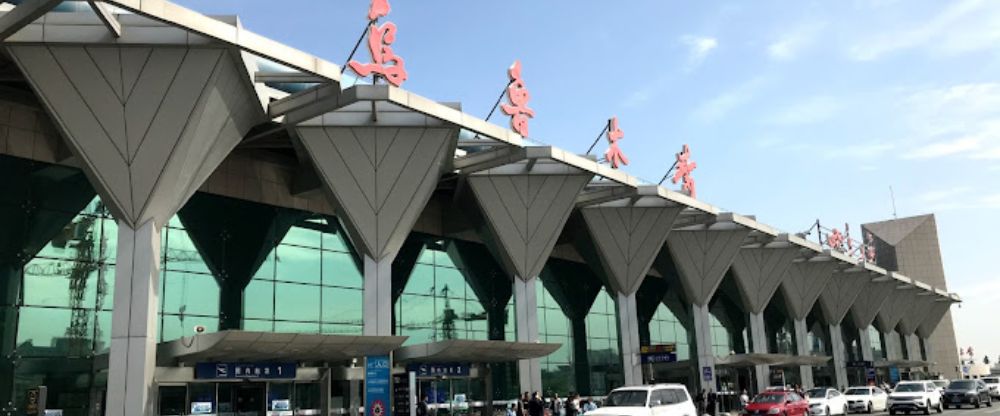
<box><xmin>739</xmin><ymin>389</ymin><xmax>749</xmax><ymax>411</ymax></box>
<box><xmin>417</xmin><ymin>395</ymin><xmax>429</xmax><ymax>416</ymax></box>
<box><xmin>706</xmin><ymin>389</ymin><xmax>717</xmax><ymax>416</ymax></box>
<box><xmin>549</xmin><ymin>393</ymin><xmax>562</xmax><ymax>416</ymax></box>
<box><xmin>695</xmin><ymin>389</ymin><xmax>705</xmax><ymax>415</ymax></box>
<box><xmin>528</xmin><ymin>392</ymin><xmax>544</xmax><ymax>416</ymax></box>
<box><xmin>565</xmin><ymin>394</ymin><xmax>579</xmax><ymax>416</ymax></box>
<box><xmin>519</xmin><ymin>392</ymin><xmax>529</xmax><ymax>416</ymax></box>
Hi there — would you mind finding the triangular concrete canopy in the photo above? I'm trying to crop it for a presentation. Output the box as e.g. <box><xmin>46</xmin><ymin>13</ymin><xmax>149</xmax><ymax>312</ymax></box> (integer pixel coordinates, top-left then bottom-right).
<box><xmin>580</xmin><ymin>200</ymin><xmax>682</xmax><ymax>295</ymax></box>
<box><xmin>295</xmin><ymin>126</ymin><xmax>456</xmax><ymax>260</ymax></box>
<box><xmin>730</xmin><ymin>247</ymin><xmax>799</xmax><ymax>314</ymax></box>
<box><xmin>817</xmin><ymin>269</ymin><xmax>870</xmax><ymax>325</ymax></box>
<box><xmin>467</xmin><ymin>167</ymin><xmax>591</xmax><ymax>280</ymax></box>
<box><xmin>916</xmin><ymin>300</ymin><xmax>953</xmax><ymax>338</ymax></box>
<box><xmin>780</xmin><ymin>261</ymin><xmax>836</xmax><ymax>321</ymax></box>
<box><xmin>665</xmin><ymin>228</ymin><xmax>749</xmax><ymax>306</ymax></box>
<box><xmin>848</xmin><ymin>279</ymin><xmax>896</xmax><ymax>330</ymax></box>
<box><xmin>898</xmin><ymin>294</ymin><xmax>934</xmax><ymax>335</ymax></box>
<box><xmin>875</xmin><ymin>290</ymin><xmax>911</xmax><ymax>333</ymax></box>
<box><xmin>8</xmin><ymin>45</ymin><xmax>263</xmax><ymax>228</ymax></box>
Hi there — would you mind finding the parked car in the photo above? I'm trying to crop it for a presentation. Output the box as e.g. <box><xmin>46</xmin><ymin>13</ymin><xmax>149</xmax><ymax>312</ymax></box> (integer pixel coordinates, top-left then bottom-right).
<box><xmin>842</xmin><ymin>386</ymin><xmax>889</xmax><ymax>413</ymax></box>
<box><xmin>585</xmin><ymin>384</ymin><xmax>695</xmax><ymax>416</ymax></box>
<box><xmin>983</xmin><ymin>376</ymin><xmax>1000</xmax><ymax>398</ymax></box>
<box><xmin>942</xmin><ymin>379</ymin><xmax>992</xmax><ymax>409</ymax></box>
<box><xmin>742</xmin><ymin>391</ymin><xmax>809</xmax><ymax>416</ymax></box>
<box><xmin>887</xmin><ymin>381</ymin><xmax>942</xmax><ymax>415</ymax></box>
<box><xmin>805</xmin><ymin>388</ymin><xmax>848</xmax><ymax>415</ymax></box>
<box><xmin>929</xmin><ymin>379</ymin><xmax>949</xmax><ymax>395</ymax></box>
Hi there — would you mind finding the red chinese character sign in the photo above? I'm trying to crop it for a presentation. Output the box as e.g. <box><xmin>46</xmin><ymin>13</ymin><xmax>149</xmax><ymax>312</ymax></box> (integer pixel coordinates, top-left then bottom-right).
<box><xmin>605</xmin><ymin>117</ymin><xmax>629</xmax><ymax>169</ymax></box>
<box><xmin>347</xmin><ymin>0</ymin><xmax>408</xmax><ymax>87</ymax></box>
<box><xmin>500</xmin><ymin>60</ymin><xmax>534</xmax><ymax>137</ymax></box>
<box><xmin>671</xmin><ymin>144</ymin><xmax>697</xmax><ymax>198</ymax></box>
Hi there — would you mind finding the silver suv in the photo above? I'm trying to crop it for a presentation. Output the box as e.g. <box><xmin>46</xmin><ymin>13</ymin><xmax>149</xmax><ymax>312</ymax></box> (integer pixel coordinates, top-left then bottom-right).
<box><xmin>888</xmin><ymin>381</ymin><xmax>943</xmax><ymax>415</ymax></box>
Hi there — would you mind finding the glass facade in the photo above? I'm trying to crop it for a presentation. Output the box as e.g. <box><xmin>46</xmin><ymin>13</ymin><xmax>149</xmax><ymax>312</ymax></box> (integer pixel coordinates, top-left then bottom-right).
<box><xmin>159</xmin><ymin>216</ymin><xmax>219</xmax><ymax>342</ymax></box>
<box><xmin>535</xmin><ymin>282</ymin><xmax>624</xmax><ymax>396</ymax></box>
<box><xmin>648</xmin><ymin>304</ymin><xmax>691</xmax><ymax>360</ymax></box>
<box><xmin>869</xmin><ymin>327</ymin><xmax>886</xmax><ymax>360</ymax></box>
<box><xmin>537</xmin><ymin>281</ymin><xmax>574</xmax><ymax>394</ymax></box>
<box><xmin>242</xmin><ymin>218</ymin><xmax>364</xmax><ymax>335</ymax></box>
<box><xmin>394</xmin><ymin>243</ymin><xmax>514</xmax><ymax>344</ymax></box>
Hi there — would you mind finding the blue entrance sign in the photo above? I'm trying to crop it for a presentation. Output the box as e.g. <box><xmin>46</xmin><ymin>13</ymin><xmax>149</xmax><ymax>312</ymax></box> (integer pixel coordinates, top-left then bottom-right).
<box><xmin>194</xmin><ymin>362</ymin><xmax>296</xmax><ymax>379</ymax></box>
<box><xmin>640</xmin><ymin>344</ymin><xmax>677</xmax><ymax>364</ymax></box>
<box><xmin>640</xmin><ymin>352</ymin><xmax>677</xmax><ymax>364</ymax></box>
<box><xmin>406</xmin><ymin>362</ymin><xmax>470</xmax><ymax>377</ymax></box>
<box><xmin>866</xmin><ymin>367</ymin><xmax>877</xmax><ymax>383</ymax></box>
<box><xmin>702</xmin><ymin>366</ymin><xmax>713</xmax><ymax>382</ymax></box>
<box><xmin>366</xmin><ymin>355</ymin><xmax>392</xmax><ymax>416</ymax></box>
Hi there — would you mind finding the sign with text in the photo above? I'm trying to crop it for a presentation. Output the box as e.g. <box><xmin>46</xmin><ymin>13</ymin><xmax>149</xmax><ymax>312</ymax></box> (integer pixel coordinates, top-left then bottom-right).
<box><xmin>846</xmin><ymin>360</ymin><xmax>874</xmax><ymax>368</ymax></box>
<box><xmin>407</xmin><ymin>362</ymin><xmax>470</xmax><ymax>377</ymax></box>
<box><xmin>366</xmin><ymin>355</ymin><xmax>392</xmax><ymax>416</ymax></box>
<box><xmin>194</xmin><ymin>362</ymin><xmax>296</xmax><ymax>380</ymax></box>
<box><xmin>702</xmin><ymin>366</ymin><xmax>713</xmax><ymax>382</ymax></box>
<box><xmin>393</xmin><ymin>373</ymin><xmax>412</xmax><ymax>416</ymax></box>
<box><xmin>640</xmin><ymin>344</ymin><xmax>678</xmax><ymax>364</ymax></box>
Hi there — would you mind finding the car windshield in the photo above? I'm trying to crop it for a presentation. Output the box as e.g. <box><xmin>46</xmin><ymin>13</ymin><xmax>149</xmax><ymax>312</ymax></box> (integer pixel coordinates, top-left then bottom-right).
<box><xmin>845</xmin><ymin>388</ymin><xmax>870</xmax><ymax>395</ymax></box>
<box><xmin>604</xmin><ymin>390</ymin><xmax>648</xmax><ymax>407</ymax></box>
<box><xmin>894</xmin><ymin>384</ymin><xmax>925</xmax><ymax>392</ymax></box>
<box><xmin>948</xmin><ymin>380</ymin><xmax>976</xmax><ymax>390</ymax></box>
<box><xmin>805</xmin><ymin>389</ymin><xmax>827</xmax><ymax>398</ymax></box>
<box><xmin>753</xmin><ymin>394</ymin><xmax>786</xmax><ymax>404</ymax></box>
<box><xmin>984</xmin><ymin>378</ymin><xmax>999</xmax><ymax>384</ymax></box>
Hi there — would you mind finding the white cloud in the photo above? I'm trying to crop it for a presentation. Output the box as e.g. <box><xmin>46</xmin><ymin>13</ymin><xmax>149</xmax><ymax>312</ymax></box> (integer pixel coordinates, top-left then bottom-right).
<box><xmin>765</xmin><ymin>96</ymin><xmax>842</xmax><ymax>125</ymax></box>
<box><xmin>823</xmin><ymin>142</ymin><xmax>895</xmax><ymax>159</ymax></box>
<box><xmin>692</xmin><ymin>77</ymin><xmax>765</xmax><ymax>123</ymax></box>
<box><xmin>893</xmin><ymin>83</ymin><xmax>1000</xmax><ymax>160</ymax></box>
<box><xmin>847</xmin><ymin>0</ymin><xmax>1000</xmax><ymax>61</ymax></box>
<box><xmin>902</xmin><ymin>137</ymin><xmax>982</xmax><ymax>159</ymax></box>
<box><xmin>680</xmin><ymin>35</ymin><xmax>718</xmax><ymax>71</ymax></box>
<box><xmin>767</xmin><ymin>22</ymin><xmax>827</xmax><ymax>61</ymax></box>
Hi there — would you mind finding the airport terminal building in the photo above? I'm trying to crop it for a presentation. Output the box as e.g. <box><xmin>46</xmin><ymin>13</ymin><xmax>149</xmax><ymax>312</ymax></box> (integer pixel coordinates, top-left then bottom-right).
<box><xmin>0</xmin><ymin>1</ymin><xmax>962</xmax><ymax>415</ymax></box>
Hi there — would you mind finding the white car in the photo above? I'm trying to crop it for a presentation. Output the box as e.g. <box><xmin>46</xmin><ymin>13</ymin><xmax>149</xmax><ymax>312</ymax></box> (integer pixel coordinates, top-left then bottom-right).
<box><xmin>805</xmin><ymin>387</ymin><xmax>848</xmax><ymax>415</ymax></box>
<box><xmin>843</xmin><ymin>386</ymin><xmax>889</xmax><ymax>413</ymax></box>
<box><xmin>585</xmin><ymin>384</ymin><xmax>695</xmax><ymax>416</ymax></box>
<box><xmin>887</xmin><ymin>381</ymin><xmax>942</xmax><ymax>415</ymax></box>
<box><xmin>929</xmin><ymin>379</ymin><xmax>949</xmax><ymax>395</ymax></box>
<box><xmin>983</xmin><ymin>376</ymin><xmax>1000</xmax><ymax>398</ymax></box>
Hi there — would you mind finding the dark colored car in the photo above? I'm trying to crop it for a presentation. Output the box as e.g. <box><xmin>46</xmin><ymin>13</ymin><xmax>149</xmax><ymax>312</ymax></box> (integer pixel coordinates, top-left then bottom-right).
<box><xmin>943</xmin><ymin>379</ymin><xmax>993</xmax><ymax>409</ymax></box>
<box><xmin>742</xmin><ymin>391</ymin><xmax>809</xmax><ymax>416</ymax></box>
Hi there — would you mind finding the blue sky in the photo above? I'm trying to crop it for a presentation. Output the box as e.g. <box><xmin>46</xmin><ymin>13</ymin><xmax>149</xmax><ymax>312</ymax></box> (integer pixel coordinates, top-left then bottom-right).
<box><xmin>177</xmin><ymin>0</ymin><xmax>1000</xmax><ymax>362</ymax></box>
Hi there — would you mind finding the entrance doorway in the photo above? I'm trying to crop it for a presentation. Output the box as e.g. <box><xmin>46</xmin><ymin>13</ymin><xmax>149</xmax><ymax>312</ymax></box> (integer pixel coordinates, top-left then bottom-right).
<box><xmin>219</xmin><ymin>383</ymin><xmax>266</xmax><ymax>415</ymax></box>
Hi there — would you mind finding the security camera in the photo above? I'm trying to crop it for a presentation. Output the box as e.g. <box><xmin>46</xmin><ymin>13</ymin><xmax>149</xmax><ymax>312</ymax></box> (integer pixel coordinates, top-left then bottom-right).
<box><xmin>193</xmin><ymin>325</ymin><xmax>206</xmax><ymax>334</ymax></box>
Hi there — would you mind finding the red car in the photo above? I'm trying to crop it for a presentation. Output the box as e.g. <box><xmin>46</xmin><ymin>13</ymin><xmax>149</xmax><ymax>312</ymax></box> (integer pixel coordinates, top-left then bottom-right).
<box><xmin>742</xmin><ymin>391</ymin><xmax>810</xmax><ymax>416</ymax></box>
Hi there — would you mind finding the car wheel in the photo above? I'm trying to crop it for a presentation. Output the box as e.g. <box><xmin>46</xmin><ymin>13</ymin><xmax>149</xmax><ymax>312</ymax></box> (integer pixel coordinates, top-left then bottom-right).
<box><xmin>866</xmin><ymin>402</ymin><xmax>872</xmax><ymax>414</ymax></box>
<box><xmin>843</xmin><ymin>404</ymin><xmax>848</xmax><ymax>415</ymax></box>
<box><xmin>924</xmin><ymin>400</ymin><xmax>931</xmax><ymax>415</ymax></box>
<box><xmin>888</xmin><ymin>410</ymin><xmax>895</xmax><ymax>416</ymax></box>
<box><xmin>975</xmin><ymin>398</ymin><xmax>981</xmax><ymax>409</ymax></box>
<box><xmin>936</xmin><ymin>401</ymin><xmax>942</xmax><ymax>413</ymax></box>
<box><xmin>825</xmin><ymin>406</ymin><xmax>830</xmax><ymax>416</ymax></box>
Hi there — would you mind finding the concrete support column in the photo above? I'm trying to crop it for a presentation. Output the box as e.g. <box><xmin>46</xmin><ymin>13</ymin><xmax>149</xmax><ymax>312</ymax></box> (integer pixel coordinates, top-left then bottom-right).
<box><xmin>363</xmin><ymin>255</ymin><xmax>393</xmax><ymax>336</ymax></box>
<box><xmin>513</xmin><ymin>277</ymin><xmax>541</xmax><ymax>393</ymax></box>
<box><xmin>749</xmin><ymin>312</ymin><xmax>769</xmax><ymax>392</ymax></box>
<box><xmin>616</xmin><ymin>292</ymin><xmax>642</xmax><ymax>386</ymax></box>
<box><xmin>829</xmin><ymin>324</ymin><xmax>848</xmax><ymax>390</ymax></box>
<box><xmin>859</xmin><ymin>328</ymin><xmax>874</xmax><ymax>361</ymax></box>
<box><xmin>793</xmin><ymin>319</ymin><xmax>814</xmax><ymax>389</ymax></box>
<box><xmin>906</xmin><ymin>334</ymin><xmax>922</xmax><ymax>361</ymax></box>
<box><xmin>692</xmin><ymin>303</ymin><xmax>717</xmax><ymax>390</ymax></box>
<box><xmin>885</xmin><ymin>330</ymin><xmax>901</xmax><ymax>360</ymax></box>
<box><xmin>106</xmin><ymin>220</ymin><xmax>161</xmax><ymax>416</ymax></box>
<box><xmin>320</xmin><ymin>368</ymin><xmax>332</xmax><ymax>416</ymax></box>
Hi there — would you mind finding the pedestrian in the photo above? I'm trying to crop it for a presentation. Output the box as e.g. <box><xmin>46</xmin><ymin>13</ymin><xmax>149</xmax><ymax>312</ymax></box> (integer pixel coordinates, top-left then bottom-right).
<box><xmin>706</xmin><ymin>389</ymin><xmax>717</xmax><ymax>416</ymax></box>
<box><xmin>567</xmin><ymin>394</ymin><xmax>580</xmax><ymax>416</ymax></box>
<box><xmin>695</xmin><ymin>389</ymin><xmax>705</xmax><ymax>415</ymax></box>
<box><xmin>528</xmin><ymin>392</ymin><xmax>544</xmax><ymax>416</ymax></box>
<box><xmin>519</xmin><ymin>392</ymin><xmax>529</xmax><ymax>416</ymax></box>
<box><xmin>417</xmin><ymin>395</ymin><xmax>429</xmax><ymax>416</ymax></box>
<box><xmin>582</xmin><ymin>399</ymin><xmax>597</xmax><ymax>414</ymax></box>
<box><xmin>739</xmin><ymin>389</ymin><xmax>749</xmax><ymax>411</ymax></box>
<box><xmin>549</xmin><ymin>393</ymin><xmax>562</xmax><ymax>416</ymax></box>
